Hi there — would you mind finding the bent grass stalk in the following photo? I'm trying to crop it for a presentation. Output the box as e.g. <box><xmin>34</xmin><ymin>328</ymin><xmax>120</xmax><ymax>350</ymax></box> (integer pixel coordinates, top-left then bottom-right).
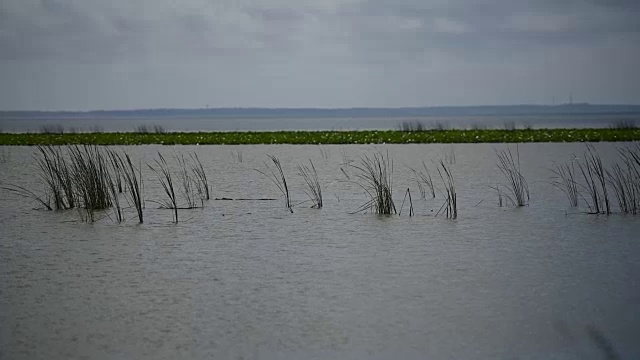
<box><xmin>411</xmin><ymin>160</ymin><xmax>435</xmax><ymax>199</ymax></box>
<box><xmin>435</xmin><ymin>160</ymin><xmax>456</xmax><ymax>218</ymax></box>
<box><xmin>149</xmin><ymin>152</ymin><xmax>179</xmax><ymax>222</ymax></box>
<box><xmin>0</xmin><ymin>183</ymin><xmax>53</xmax><ymax>210</ymax></box>
<box><xmin>35</xmin><ymin>145</ymin><xmax>75</xmax><ymax>210</ymax></box>
<box><xmin>257</xmin><ymin>155</ymin><xmax>293</xmax><ymax>212</ymax></box>
<box><xmin>576</xmin><ymin>145</ymin><xmax>610</xmax><ymax>215</ymax></box>
<box><xmin>119</xmin><ymin>152</ymin><xmax>144</xmax><ymax>223</ymax></box>
<box><xmin>398</xmin><ymin>188</ymin><xmax>414</xmax><ymax>216</ymax></box>
<box><xmin>550</xmin><ymin>162</ymin><xmax>579</xmax><ymax>207</ymax></box>
<box><xmin>607</xmin><ymin>144</ymin><xmax>640</xmax><ymax>214</ymax></box>
<box><xmin>297</xmin><ymin>159</ymin><xmax>322</xmax><ymax>208</ymax></box>
<box><xmin>607</xmin><ymin>162</ymin><xmax>635</xmax><ymax>214</ymax></box>
<box><xmin>174</xmin><ymin>154</ymin><xmax>198</xmax><ymax>209</ymax></box>
<box><xmin>190</xmin><ymin>153</ymin><xmax>210</xmax><ymax>201</ymax></box>
<box><xmin>496</xmin><ymin>146</ymin><xmax>529</xmax><ymax>207</ymax></box>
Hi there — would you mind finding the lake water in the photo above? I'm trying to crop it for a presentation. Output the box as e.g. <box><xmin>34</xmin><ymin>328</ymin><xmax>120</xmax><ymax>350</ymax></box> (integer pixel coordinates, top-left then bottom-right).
<box><xmin>1</xmin><ymin>143</ymin><xmax>639</xmax><ymax>359</ymax></box>
<box><xmin>1</xmin><ymin>113</ymin><xmax>639</xmax><ymax>132</ymax></box>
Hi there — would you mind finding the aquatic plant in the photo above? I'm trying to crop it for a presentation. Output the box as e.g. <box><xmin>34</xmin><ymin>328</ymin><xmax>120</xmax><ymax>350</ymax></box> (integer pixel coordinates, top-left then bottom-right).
<box><xmin>432</xmin><ymin>121</ymin><xmax>448</xmax><ymax>131</ymax></box>
<box><xmin>34</xmin><ymin>145</ymin><xmax>76</xmax><ymax>210</ymax></box>
<box><xmin>257</xmin><ymin>155</ymin><xmax>293</xmax><ymax>212</ymax></box>
<box><xmin>399</xmin><ymin>121</ymin><xmax>425</xmax><ymax>132</ymax></box>
<box><xmin>190</xmin><ymin>153</ymin><xmax>210</xmax><ymax>201</ymax></box>
<box><xmin>106</xmin><ymin>149</ymin><xmax>123</xmax><ymax>193</ymax></box>
<box><xmin>444</xmin><ymin>145</ymin><xmax>456</xmax><ymax>164</ymax></box>
<box><xmin>503</xmin><ymin>121</ymin><xmax>516</xmax><ymax>131</ymax></box>
<box><xmin>411</xmin><ymin>160</ymin><xmax>435</xmax><ymax>199</ymax></box>
<box><xmin>550</xmin><ymin>161</ymin><xmax>579</xmax><ymax>207</ymax></box>
<box><xmin>399</xmin><ymin>188</ymin><xmax>414</xmax><ymax>216</ymax></box>
<box><xmin>436</xmin><ymin>160</ymin><xmax>457</xmax><ymax>219</ymax></box>
<box><xmin>0</xmin><ymin>147</ymin><xmax>9</xmax><ymax>163</ymax></box>
<box><xmin>118</xmin><ymin>152</ymin><xmax>144</xmax><ymax>223</ymax></box>
<box><xmin>349</xmin><ymin>150</ymin><xmax>396</xmax><ymax>215</ymax></box>
<box><xmin>496</xmin><ymin>146</ymin><xmax>529</xmax><ymax>207</ymax></box>
<box><xmin>135</xmin><ymin>124</ymin><xmax>166</xmax><ymax>134</ymax></box>
<box><xmin>68</xmin><ymin>145</ymin><xmax>114</xmax><ymax>222</ymax></box>
<box><xmin>230</xmin><ymin>148</ymin><xmax>243</xmax><ymax>163</ymax></box>
<box><xmin>609</xmin><ymin>119</ymin><xmax>636</xmax><ymax>129</ymax></box>
<box><xmin>576</xmin><ymin>145</ymin><xmax>610</xmax><ymax>215</ymax></box>
<box><xmin>607</xmin><ymin>162</ymin><xmax>636</xmax><ymax>214</ymax></box>
<box><xmin>105</xmin><ymin>164</ymin><xmax>123</xmax><ymax>222</ymax></box>
<box><xmin>318</xmin><ymin>146</ymin><xmax>330</xmax><ymax>160</ymax></box>
<box><xmin>39</xmin><ymin>124</ymin><xmax>65</xmax><ymax>134</ymax></box>
<box><xmin>1</xmin><ymin>128</ymin><xmax>640</xmax><ymax>146</ymax></box>
<box><xmin>0</xmin><ymin>183</ymin><xmax>53</xmax><ymax>210</ymax></box>
<box><xmin>149</xmin><ymin>152</ymin><xmax>179</xmax><ymax>222</ymax></box>
<box><xmin>607</xmin><ymin>144</ymin><xmax>640</xmax><ymax>214</ymax></box>
<box><xmin>297</xmin><ymin>160</ymin><xmax>322</xmax><ymax>208</ymax></box>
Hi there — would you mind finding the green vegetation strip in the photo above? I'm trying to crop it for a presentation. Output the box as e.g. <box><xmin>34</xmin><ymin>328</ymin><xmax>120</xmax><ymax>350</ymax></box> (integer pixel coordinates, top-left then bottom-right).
<box><xmin>1</xmin><ymin>129</ymin><xmax>639</xmax><ymax>146</ymax></box>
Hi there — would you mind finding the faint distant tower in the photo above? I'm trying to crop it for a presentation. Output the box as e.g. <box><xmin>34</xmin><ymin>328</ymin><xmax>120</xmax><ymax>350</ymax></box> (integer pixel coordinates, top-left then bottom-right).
<box><xmin>569</xmin><ymin>93</ymin><xmax>573</xmax><ymax>105</ymax></box>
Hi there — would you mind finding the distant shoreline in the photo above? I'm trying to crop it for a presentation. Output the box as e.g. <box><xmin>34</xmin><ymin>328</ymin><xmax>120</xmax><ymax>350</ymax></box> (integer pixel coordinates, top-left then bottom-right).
<box><xmin>3</xmin><ymin>104</ymin><xmax>640</xmax><ymax>119</ymax></box>
<box><xmin>1</xmin><ymin>128</ymin><xmax>638</xmax><ymax>145</ymax></box>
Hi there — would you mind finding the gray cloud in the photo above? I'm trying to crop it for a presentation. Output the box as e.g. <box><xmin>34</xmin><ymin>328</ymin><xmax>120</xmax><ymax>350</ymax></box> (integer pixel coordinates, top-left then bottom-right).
<box><xmin>0</xmin><ymin>0</ymin><xmax>639</xmax><ymax>109</ymax></box>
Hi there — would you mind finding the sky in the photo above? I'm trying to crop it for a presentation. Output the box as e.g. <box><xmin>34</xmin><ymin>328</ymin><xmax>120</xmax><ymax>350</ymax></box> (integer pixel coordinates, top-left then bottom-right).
<box><xmin>0</xmin><ymin>0</ymin><xmax>639</xmax><ymax>110</ymax></box>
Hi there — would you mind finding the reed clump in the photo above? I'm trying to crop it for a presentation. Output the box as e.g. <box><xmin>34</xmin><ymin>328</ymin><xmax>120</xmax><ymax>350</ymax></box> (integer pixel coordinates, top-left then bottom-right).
<box><xmin>190</xmin><ymin>153</ymin><xmax>209</xmax><ymax>201</ymax></box>
<box><xmin>576</xmin><ymin>145</ymin><xmax>610</xmax><ymax>215</ymax></box>
<box><xmin>349</xmin><ymin>150</ymin><xmax>396</xmax><ymax>215</ymax></box>
<box><xmin>135</xmin><ymin>124</ymin><xmax>166</xmax><ymax>133</ymax></box>
<box><xmin>399</xmin><ymin>121</ymin><xmax>425</xmax><ymax>132</ymax></box>
<box><xmin>2</xmin><ymin>145</ymin><xmax>132</xmax><ymax>221</ymax></box>
<box><xmin>608</xmin><ymin>144</ymin><xmax>639</xmax><ymax>214</ymax></box>
<box><xmin>298</xmin><ymin>160</ymin><xmax>322</xmax><ymax>208</ymax></box>
<box><xmin>550</xmin><ymin>162</ymin><xmax>579</xmax><ymax>207</ymax></box>
<box><xmin>39</xmin><ymin>124</ymin><xmax>65</xmax><ymax>134</ymax></box>
<box><xmin>35</xmin><ymin>145</ymin><xmax>76</xmax><ymax>210</ymax></box>
<box><xmin>496</xmin><ymin>146</ymin><xmax>529</xmax><ymax>207</ymax></box>
<box><xmin>68</xmin><ymin>145</ymin><xmax>114</xmax><ymax>222</ymax></box>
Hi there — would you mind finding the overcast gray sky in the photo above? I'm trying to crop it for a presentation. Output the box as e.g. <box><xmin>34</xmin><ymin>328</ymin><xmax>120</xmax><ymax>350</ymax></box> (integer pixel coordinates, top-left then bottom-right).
<box><xmin>1</xmin><ymin>0</ymin><xmax>639</xmax><ymax>110</ymax></box>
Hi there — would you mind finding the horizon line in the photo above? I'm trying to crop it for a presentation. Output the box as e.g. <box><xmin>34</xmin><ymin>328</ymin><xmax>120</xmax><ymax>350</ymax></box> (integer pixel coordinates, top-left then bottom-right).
<box><xmin>5</xmin><ymin>102</ymin><xmax>640</xmax><ymax>113</ymax></box>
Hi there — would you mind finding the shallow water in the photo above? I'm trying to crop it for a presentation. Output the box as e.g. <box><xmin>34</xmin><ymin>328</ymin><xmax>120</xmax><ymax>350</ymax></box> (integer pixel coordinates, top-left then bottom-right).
<box><xmin>1</xmin><ymin>143</ymin><xmax>639</xmax><ymax>359</ymax></box>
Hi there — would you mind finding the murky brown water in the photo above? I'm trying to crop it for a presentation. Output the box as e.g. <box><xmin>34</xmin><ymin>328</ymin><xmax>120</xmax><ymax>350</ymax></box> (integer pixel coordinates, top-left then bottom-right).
<box><xmin>1</xmin><ymin>143</ymin><xmax>639</xmax><ymax>359</ymax></box>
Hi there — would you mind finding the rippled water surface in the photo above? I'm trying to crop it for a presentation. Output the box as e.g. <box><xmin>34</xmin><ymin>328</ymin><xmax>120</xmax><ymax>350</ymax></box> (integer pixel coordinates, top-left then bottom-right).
<box><xmin>1</xmin><ymin>143</ymin><xmax>639</xmax><ymax>359</ymax></box>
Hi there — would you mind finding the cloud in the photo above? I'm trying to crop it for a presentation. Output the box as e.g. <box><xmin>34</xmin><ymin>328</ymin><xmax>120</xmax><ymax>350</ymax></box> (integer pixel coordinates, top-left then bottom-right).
<box><xmin>0</xmin><ymin>0</ymin><xmax>639</xmax><ymax>109</ymax></box>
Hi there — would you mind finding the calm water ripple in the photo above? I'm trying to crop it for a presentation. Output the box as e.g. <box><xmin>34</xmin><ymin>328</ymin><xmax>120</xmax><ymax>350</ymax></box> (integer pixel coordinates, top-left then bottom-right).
<box><xmin>1</xmin><ymin>143</ymin><xmax>639</xmax><ymax>359</ymax></box>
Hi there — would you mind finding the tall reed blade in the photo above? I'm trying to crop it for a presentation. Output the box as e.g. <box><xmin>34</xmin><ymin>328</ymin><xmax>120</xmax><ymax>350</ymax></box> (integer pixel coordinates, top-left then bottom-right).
<box><xmin>149</xmin><ymin>152</ymin><xmax>178</xmax><ymax>222</ymax></box>
<box><xmin>257</xmin><ymin>155</ymin><xmax>293</xmax><ymax>212</ymax></box>
<box><xmin>576</xmin><ymin>145</ymin><xmax>610</xmax><ymax>215</ymax></box>
<box><xmin>297</xmin><ymin>159</ymin><xmax>323</xmax><ymax>208</ymax></box>
<box><xmin>550</xmin><ymin>162</ymin><xmax>579</xmax><ymax>207</ymax></box>
<box><xmin>175</xmin><ymin>154</ymin><xmax>198</xmax><ymax>209</ymax></box>
<box><xmin>496</xmin><ymin>146</ymin><xmax>529</xmax><ymax>207</ymax></box>
<box><xmin>399</xmin><ymin>188</ymin><xmax>414</xmax><ymax>217</ymax></box>
<box><xmin>190</xmin><ymin>153</ymin><xmax>210</xmax><ymax>201</ymax></box>
<box><xmin>411</xmin><ymin>160</ymin><xmax>435</xmax><ymax>199</ymax></box>
<box><xmin>436</xmin><ymin>160</ymin><xmax>457</xmax><ymax>219</ymax></box>
<box><xmin>119</xmin><ymin>152</ymin><xmax>144</xmax><ymax>223</ymax></box>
